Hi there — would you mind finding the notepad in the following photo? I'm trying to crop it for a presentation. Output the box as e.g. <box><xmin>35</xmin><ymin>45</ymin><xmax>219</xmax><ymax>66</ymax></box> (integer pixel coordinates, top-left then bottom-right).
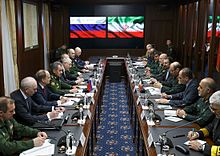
<box><xmin>164</xmin><ymin>110</ymin><xmax>177</xmax><ymax>116</ymax></box>
<box><xmin>165</xmin><ymin>116</ymin><xmax>183</xmax><ymax>122</ymax></box>
<box><xmin>19</xmin><ymin>139</ymin><xmax>54</xmax><ymax>156</ymax></box>
<box><xmin>184</xmin><ymin>139</ymin><xmax>206</xmax><ymax>146</ymax></box>
<box><xmin>157</xmin><ymin>105</ymin><xmax>172</xmax><ymax>109</ymax></box>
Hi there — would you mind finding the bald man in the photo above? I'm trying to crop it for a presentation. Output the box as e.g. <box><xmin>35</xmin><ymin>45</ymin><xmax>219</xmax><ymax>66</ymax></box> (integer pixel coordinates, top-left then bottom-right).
<box><xmin>177</xmin><ymin>77</ymin><xmax>216</xmax><ymax>126</ymax></box>
<box><xmin>10</xmin><ymin>77</ymin><xmax>63</xmax><ymax>126</ymax></box>
<box><xmin>158</xmin><ymin>68</ymin><xmax>199</xmax><ymax>107</ymax></box>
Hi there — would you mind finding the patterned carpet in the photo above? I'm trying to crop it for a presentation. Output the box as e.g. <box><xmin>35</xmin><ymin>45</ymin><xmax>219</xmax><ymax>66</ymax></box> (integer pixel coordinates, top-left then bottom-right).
<box><xmin>94</xmin><ymin>80</ymin><xmax>136</xmax><ymax>156</ymax></box>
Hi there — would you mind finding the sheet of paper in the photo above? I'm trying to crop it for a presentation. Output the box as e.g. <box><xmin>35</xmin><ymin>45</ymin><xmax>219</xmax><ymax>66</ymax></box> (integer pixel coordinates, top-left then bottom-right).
<box><xmin>20</xmin><ymin>139</ymin><xmax>54</xmax><ymax>156</ymax></box>
<box><xmin>164</xmin><ymin>110</ymin><xmax>177</xmax><ymax>116</ymax></box>
<box><xmin>184</xmin><ymin>139</ymin><xmax>206</xmax><ymax>146</ymax></box>
<box><xmin>164</xmin><ymin>116</ymin><xmax>183</xmax><ymax>122</ymax></box>
<box><xmin>64</xmin><ymin>93</ymin><xmax>75</xmax><ymax>97</ymax></box>
<box><xmin>157</xmin><ymin>105</ymin><xmax>172</xmax><ymax>110</ymax></box>
<box><xmin>144</xmin><ymin>87</ymin><xmax>161</xmax><ymax>95</ymax></box>
<box><xmin>60</xmin><ymin>100</ymin><xmax>74</xmax><ymax>106</ymax></box>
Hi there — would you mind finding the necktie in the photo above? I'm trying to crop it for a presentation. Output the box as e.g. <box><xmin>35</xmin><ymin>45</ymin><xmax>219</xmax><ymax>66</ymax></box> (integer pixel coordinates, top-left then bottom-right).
<box><xmin>42</xmin><ymin>87</ymin><xmax>46</xmax><ymax>97</ymax></box>
<box><xmin>25</xmin><ymin>97</ymin><xmax>30</xmax><ymax>111</ymax></box>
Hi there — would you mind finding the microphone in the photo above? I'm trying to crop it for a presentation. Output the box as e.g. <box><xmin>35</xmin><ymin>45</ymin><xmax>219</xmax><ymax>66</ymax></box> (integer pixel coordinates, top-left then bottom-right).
<box><xmin>147</xmin><ymin>102</ymin><xmax>162</xmax><ymax>122</ymax></box>
<box><xmin>157</xmin><ymin>117</ymin><xmax>202</xmax><ymax>148</ymax></box>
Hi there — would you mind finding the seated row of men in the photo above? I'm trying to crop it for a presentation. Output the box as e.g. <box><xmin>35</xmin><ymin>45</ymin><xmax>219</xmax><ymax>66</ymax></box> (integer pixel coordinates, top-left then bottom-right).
<box><xmin>0</xmin><ymin>47</ymin><xmax>94</xmax><ymax>155</ymax></box>
<box><xmin>140</xmin><ymin>47</ymin><xmax>220</xmax><ymax>155</ymax></box>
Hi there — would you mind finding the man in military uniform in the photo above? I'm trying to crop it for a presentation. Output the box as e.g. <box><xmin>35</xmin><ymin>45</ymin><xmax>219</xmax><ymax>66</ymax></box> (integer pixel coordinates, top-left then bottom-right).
<box><xmin>177</xmin><ymin>77</ymin><xmax>216</xmax><ymax>127</ymax></box>
<box><xmin>166</xmin><ymin>39</ymin><xmax>175</xmax><ymax>59</ymax></box>
<box><xmin>48</xmin><ymin>61</ymin><xmax>78</xmax><ymax>95</ymax></box>
<box><xmin>68</xmin><ymin>48</ymin><xmax>81</xmax><ymax>76</ymax></box>
<box><xmin>0</xmin><ymin>97</ymin><xmax>47</xmax><ymax>155</ymax></box>
<box><xmin>187</xmin><ymin>90</ymin><xmax>220</xmax><ymax>155</ymax></box>
<box><xmin>153</xmin><ymin>61</ymin><xmax>185</xmax><ymax>95</ymax></box>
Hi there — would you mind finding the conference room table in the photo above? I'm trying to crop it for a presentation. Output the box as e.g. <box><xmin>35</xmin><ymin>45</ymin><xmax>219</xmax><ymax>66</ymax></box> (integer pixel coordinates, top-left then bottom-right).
<box><xmin>24</xmin><ymin>57</ymin><xmax>213</xmax><ymax>156</ymax></box>
<box><xmin>40</xmin><ymin>60</ymin><xmax>106</xmax><ymax>156</ymax></box>
<box><xmin>125</xmin><ymin>57</ymin><xmax>213</xmax><ymax>156</ymax></box>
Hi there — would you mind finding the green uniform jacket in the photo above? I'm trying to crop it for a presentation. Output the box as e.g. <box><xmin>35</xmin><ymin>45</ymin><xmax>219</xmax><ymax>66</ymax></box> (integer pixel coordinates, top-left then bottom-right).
<box><xmin>148</xmin><ymin>61</ymin><xmax>162</xmax><ymax>75</ymax></box>
<box><xmin>184</xmin><ymin>97</ymin><xmax>215</xmax><ymax>127</ymax></box>
<box><xmin>0</xmin><ymin>118</ymin><xmax>39</xmax><ymax>156</ymax></box>
<box><xmin>161</xmin><ymin>76</ymin><xmax>185</xmax><ymax>95</ymax></box>
<box><xmin>69</xmin><ymin>62</ymin><xmax>80</xmax><ymax>76</ymax></box>
<box><xmin>48</xmin><ymin>74</ymin><xmax>72</xmax><ymax>95</ymax></box>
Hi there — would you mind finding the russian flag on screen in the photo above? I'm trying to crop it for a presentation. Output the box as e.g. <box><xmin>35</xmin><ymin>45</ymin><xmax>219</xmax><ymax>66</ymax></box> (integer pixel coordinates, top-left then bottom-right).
<box><xmin>108</xmin><ymin>16</ymin><xmax>144</xmax><ymax>38</ymax></box>
<box><xmin>70</xmin><ymin>17</ymin><xmax>106</xmax><ymax>38</ymax></box>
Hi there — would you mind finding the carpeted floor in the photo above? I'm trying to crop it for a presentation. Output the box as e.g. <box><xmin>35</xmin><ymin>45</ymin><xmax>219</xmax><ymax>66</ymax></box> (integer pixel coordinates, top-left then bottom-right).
<box><xmin>94</xmin><ymin>80</ymin><xmax>136</xmax><ymax>156</ymax></box>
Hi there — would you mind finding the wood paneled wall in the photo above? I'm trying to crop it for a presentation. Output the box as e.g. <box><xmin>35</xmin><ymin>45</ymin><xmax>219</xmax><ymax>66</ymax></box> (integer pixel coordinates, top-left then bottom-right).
<box><xmin>176</xmin><ymin>0</ymin><xmax>220</xmax><ymax>85</ymax></box>
<box><xmin>15</xmin><ymin>0</ymin><xmax>44</xmax><ymax>80</ymax></box>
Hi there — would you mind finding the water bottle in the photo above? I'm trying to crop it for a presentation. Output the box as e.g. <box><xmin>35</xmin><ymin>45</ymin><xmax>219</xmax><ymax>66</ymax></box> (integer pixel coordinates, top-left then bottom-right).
<box><xmin>84</xmin><ymin>94</ymin><xmax>87</xmax><ymax>106</ymax></box>
<box><xmin>79</xmin><ymin>105</ymin><xmax>83</xmax><ymax>121</ymax></box>
<box><xmin>66</xmin><ymin>130</ymin><xmax>72</xmax><ymax>150</ymax></box>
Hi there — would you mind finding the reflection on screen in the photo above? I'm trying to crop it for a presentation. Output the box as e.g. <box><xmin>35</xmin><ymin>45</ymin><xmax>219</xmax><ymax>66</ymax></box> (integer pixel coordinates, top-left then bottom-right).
<box><xmin>70</xmin><ymin>17</ymin><xmax>106</xmax><ymax>38</ymax></box>
<box><xmin>108</xmin><ymin>16</ymin><xmax>144</xmax><ymax>38</ymax></box>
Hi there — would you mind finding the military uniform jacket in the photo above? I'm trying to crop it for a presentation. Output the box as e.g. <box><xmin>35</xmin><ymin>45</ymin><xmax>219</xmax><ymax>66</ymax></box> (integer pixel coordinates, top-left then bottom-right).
<box><xmin>0</xmin><ymin>119</ymin><xmax>39</xmax><ymax>156</ymax></box>
<box><xmin>70</xmin><ymin>59</ymin><xmax>80</xmax><ymax>76</ymax></box>
<box><xmin>183</xmin><ymin>97</ymin><xmax>214</xmax><ymax>127</ymax></box>
<box><xmin>198</xmin><ymin>117</ymin><xmax>220</xmax><ymax>156</ymax></box>
<box><xmin>48</xmin><ymin>74</ymin><xmax>72</xmax><ymax>95</ymax></box>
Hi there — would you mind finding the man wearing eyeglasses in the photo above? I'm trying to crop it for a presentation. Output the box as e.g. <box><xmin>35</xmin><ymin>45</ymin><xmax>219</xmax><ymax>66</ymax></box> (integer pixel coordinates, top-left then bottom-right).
<box><xmin>187</xmin><ymin>90</ymin><xmax>220</xmax><ymax>155</ymax></box>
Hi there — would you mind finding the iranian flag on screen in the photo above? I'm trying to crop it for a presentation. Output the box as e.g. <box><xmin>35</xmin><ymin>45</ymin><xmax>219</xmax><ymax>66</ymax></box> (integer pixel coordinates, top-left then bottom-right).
<box><xmin>108</xmin><ymin>16</ymin><xmax>144</xmax><ymax>38</ymax></box>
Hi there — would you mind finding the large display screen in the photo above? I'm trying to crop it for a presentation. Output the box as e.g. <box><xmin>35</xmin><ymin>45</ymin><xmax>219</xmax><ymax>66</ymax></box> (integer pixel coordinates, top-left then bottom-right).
<box><xmin>70</xmin><ymin>17</ymin><xmax>106</xmax><ymax>38</ymax></box>
<box><xmin>108</xmin><ymin>16</ymin><xmax>144</xmax><ymax>38</ymax></box>
<box><xmin>68</xmin><ymin>5</ymin><xmax>145</xmax><ymax>49</ymax></box>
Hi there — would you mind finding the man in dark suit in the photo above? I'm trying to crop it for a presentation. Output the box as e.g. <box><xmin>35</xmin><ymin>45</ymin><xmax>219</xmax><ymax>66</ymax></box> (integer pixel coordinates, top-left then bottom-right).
<box><xmin>157</xmin><ymin>67</ymin><xmax>199</xmax><ymax>107</ymax></box>
<box><xmin>32</xmin><ymin>70</ymin><xmax>68</xmax><ymax>106</ymax></box>
<box><xmin>153</xmin><ymin>61</ymin><xmax>185</xmax><ymax>95</ymax></box>
<box><xmin>187</xmin><ymin>90</ymin><xmax>220</xmax><ymax>155</ymax></box>
<box><xmin>10</xmin><ymin>77</ymin><xmax>64</xmax><ymax>126</ymax></box>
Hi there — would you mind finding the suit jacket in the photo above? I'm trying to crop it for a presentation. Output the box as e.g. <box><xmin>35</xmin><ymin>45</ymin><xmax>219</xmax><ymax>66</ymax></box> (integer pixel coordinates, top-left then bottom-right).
<box><xmin>32</xmin><ymin>83</ymin><xmax>60</xmax><ymax>106</ymax></box>
<box><xmin>10</xmin><ymin>90</ymin><xmax>52</xmax><ymax>126</ymax></box>
<box><xmin>168</xmin><ymin>79</ymin><xmax>199</xmax><ymax>107</ymax></box>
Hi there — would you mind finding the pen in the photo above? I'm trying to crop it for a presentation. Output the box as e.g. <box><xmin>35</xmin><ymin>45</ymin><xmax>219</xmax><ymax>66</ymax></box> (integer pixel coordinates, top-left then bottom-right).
<box><xmin>173</xmin><ymin>134</ymin><xmax>185</xmax><ymax>138</ymax></box>
<box><xmin>192</xmin><ymin>128</ymin><xmax>195</xmax><ymax>137</ymax></box>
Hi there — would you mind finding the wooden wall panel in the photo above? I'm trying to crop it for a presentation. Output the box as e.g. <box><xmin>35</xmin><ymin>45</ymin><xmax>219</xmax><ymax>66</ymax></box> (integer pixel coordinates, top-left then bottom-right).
<box><xmin>15</xmin><ymin>0</ymin><xmax>44</xmax><ymax>80</ymax></box>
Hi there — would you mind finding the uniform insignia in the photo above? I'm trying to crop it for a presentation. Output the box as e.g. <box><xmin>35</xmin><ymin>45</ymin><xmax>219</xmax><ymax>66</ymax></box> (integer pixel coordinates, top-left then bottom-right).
<box><xmin>51</xmin><ymin>82</ymin><xmax>55</xmax><ymax>86</ymax></box>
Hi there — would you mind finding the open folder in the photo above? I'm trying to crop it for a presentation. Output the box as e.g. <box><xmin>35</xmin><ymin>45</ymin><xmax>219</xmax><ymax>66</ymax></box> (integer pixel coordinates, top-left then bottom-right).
<box><xmin>19</xmin><ymin>139</ymin><xmax>54</xmax><ymax>156</ymax></box>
